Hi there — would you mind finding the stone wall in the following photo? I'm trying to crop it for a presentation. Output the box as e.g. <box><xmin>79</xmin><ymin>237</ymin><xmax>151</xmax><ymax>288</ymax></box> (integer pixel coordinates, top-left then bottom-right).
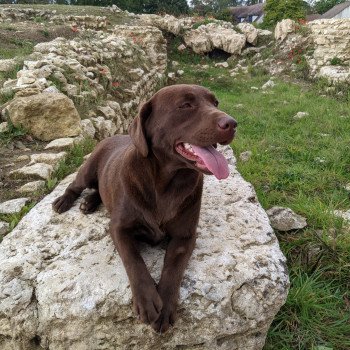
<box><xmin>0</xmin><ymin>8</ymin><xmax>107</xmax><ymax>30</ymax></box>
<box><xmin>1</xmin><ymin>25</ymin><xmax>166</xmax><ymax>140</ymax></box>
<box><xmin>307</xmin><ymin>19</ymin><xmax>350</xmax><ymax>82</ymax></box>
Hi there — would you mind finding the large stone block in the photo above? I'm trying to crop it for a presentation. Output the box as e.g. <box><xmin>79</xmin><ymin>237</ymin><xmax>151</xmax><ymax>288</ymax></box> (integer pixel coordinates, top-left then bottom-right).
<box><xmin>0</xmin><ymin>147</ymin><xmax>289</xmax><ymax>349</ymax></box>
<box><xmin>6</xmin><ymin>93</ymin><xmax>81</xmax><ymax>142</ymax></box>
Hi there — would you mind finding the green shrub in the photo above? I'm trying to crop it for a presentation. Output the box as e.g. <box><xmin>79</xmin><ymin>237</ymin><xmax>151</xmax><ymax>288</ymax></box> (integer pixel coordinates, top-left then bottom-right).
<box><xmin>263</xmin><ymin>0</ymin><xmax>306</xmax><ymax>27</ymax></box>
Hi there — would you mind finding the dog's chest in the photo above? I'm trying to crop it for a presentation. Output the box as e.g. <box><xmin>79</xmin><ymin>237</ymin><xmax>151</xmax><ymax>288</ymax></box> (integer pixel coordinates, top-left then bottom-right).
<box><xmin>154</xmin><ymin>191</ymin><xmax>184</xmax><ymax>224</ymax></box>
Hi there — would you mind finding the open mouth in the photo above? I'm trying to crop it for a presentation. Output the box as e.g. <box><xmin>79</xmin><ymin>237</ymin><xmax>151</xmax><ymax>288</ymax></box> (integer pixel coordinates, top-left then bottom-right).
<box><xmin>175</xmin><ymin>142</ymin><xmax>230</xmax><ymax>180</ymax></box>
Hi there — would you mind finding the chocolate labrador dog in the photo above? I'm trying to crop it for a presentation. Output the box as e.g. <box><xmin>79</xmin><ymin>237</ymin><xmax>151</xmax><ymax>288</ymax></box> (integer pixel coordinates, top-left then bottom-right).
<box><xmin>52</xmin><ymin>84</ymin><xmax>237</xmax><ymax>333</ymax></box>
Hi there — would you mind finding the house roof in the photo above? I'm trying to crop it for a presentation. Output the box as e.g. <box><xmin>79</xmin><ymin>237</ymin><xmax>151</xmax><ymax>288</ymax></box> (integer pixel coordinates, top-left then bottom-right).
<box><xmin>322</xmin><ymin>1</ymin><xmax>350</xmax><ymax>19</ymax></box>
<box><xmin>228</xmin><ymin>3</ymin><xmax>264</xmax><ymax>19</ymax></box>
<box><xmin>306</xmin><ymin>13</ymin><xmax>322</xmax><ymax>21</ymax></box>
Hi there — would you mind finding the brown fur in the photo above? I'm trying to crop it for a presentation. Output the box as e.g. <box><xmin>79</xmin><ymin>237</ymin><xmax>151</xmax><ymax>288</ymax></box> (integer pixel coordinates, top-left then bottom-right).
<box><xmin>52</xmin><ymin>84</ymin><xmax>237</xmax><ymax>333</ymax></box>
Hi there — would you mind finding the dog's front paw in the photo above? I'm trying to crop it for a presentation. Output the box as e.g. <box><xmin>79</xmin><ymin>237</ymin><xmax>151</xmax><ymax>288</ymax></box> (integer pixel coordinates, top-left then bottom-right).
<box><xmin>151</xmin><ymin>303</ymin><xmax>177</xmax><ymax>334</ymax></box>
<box><xmin>52</xmin><ymin>195</ymin><xmax>74</xmax><ymax>214</ymax></box>
<box><xmin>133</xmin><ymin>287</ymin><xmax>163</xmax><ymax>325</ymax></box>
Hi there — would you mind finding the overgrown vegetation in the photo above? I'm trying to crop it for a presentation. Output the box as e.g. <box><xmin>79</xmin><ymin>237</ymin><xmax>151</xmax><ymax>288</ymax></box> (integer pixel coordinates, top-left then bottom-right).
<box><xmin>0</xmin><ymin>121</ymin><xmax>26</xmax><ymax>145</ymax></box>
<box><xmin>168</xmin><ymin>38</ymin><xmax>350</xmax><ymax>350</ymax></box>
<box><xmin>263</xmin><ymin>0</ymin><xmax>306</xmax><ymax>28</ymax></box>
<box><xmin>47</xmin><ymin>137</ymin><xmax>96</xmax><ymax>187</ymax></box>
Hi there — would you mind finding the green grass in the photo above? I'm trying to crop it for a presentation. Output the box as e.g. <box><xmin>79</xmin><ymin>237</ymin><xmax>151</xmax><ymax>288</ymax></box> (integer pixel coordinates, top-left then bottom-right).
<box><xmin>0</xmin><ymin>40</ymin><xmax>34</xmax><ymax>60</ymax></box>
<box><xmin>169</xmin><ymin>41</ymin><xmax>350</xmax><ymax>350</ymax></box>
<box><xmin>47</xmin><ymin>137</ymin><xmax>96</xmax><ymax>189</ymax></box>
<box><xmin>0</xmin><ymin>121</ymin><xmax>26</xmax><ymax>145</ymax></box>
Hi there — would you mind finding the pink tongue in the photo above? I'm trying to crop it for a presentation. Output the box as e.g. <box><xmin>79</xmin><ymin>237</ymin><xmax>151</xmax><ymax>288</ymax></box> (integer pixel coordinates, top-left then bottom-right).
<box><xmin>191</xmin><ymin>145</ymin><xmax>230</xmax><ymax>180</ymax></box>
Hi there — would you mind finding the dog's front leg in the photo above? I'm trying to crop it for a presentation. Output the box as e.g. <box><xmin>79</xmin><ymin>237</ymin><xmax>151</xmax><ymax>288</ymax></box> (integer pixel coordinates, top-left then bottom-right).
<box><xmin>110</xmin><ymin>220</ymin><xmax>163</xmax><ymax>325</ymax></box>
<box><xmin>152</xmin><ymin>234</ymin><xmax>196</xmax><ymax>333</ymax></box>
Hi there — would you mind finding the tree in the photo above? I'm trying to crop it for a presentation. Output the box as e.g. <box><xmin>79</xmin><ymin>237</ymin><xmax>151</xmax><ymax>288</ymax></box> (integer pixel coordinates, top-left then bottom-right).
<box><xmin>313</xmin><ymin>0</ymin><xmax>346</xmax><ymax>14</ymax></box>
<box><xmin>191</xmin><ymin>0</ymin><xmax>240</xmax><ymax>15</ymax></box>
<box><xmin>263</xmin><ymin>0</ymin><xmax>306</xmax><ymax>27</ymax></box>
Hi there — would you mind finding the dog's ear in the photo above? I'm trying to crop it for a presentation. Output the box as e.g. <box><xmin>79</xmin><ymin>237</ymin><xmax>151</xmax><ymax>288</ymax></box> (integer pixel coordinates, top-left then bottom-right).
<box><xmin>129</xmin><ymin>99</ymin><xmax>152</xmax><ymax>157</ymax></box>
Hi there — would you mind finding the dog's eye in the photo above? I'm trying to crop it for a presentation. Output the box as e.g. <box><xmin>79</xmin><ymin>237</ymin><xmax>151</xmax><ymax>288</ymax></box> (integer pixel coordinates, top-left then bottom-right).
<box><xmin>214</xmin><ymin>100</ymin><xmax>219</xmax><ymax>107</ymax></box>
<box><xmin>179</xmin><ymin>103</ymin><xmax>192</xmax><ymax>109</ymax></box>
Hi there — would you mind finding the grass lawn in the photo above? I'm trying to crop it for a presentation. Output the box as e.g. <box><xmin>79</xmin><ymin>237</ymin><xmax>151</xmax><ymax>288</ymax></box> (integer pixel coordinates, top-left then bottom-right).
<box><xmin>169</xmin><ymin>43</ymin><xmax>350</xmax><ymax>349</ymax></box>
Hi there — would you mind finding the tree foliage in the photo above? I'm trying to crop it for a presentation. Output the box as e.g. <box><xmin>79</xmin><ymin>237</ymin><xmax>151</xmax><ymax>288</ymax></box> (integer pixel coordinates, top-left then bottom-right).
<box><xmin>263</xmin><ymin>0</ymin><xmax>307</xmax><ymax>27</ymax></box>
<box><xmin>313</xmin><ymin>0</ymin><xmax>346</xmax><ymax>14</ymax></box>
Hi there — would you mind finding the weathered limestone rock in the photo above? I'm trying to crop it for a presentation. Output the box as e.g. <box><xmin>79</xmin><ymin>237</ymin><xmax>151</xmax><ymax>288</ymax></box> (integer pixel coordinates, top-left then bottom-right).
<box><xmin>80</xmin><ymin>119</ymin><xmax>96</xmax><ymax>139</ymax></box>
<box><xmin>262</xmin><ymin>79</ymin><xmax>275</xmax><ymax>90</ymax></box>
<box><xmin>317</xmin><ymin>66</ymin><xmax>350</xmax><ymax>82</ymax></box>
<box><xmin>17</xmin><ymin>181</ymin><xmax>46</xmax><ymax>194</ymax></box>
<box><xmin>29</xmin><ymin>152</ymin><xmax>67</xmax><ymax>166</ymax></box>
<box><xmin>308</xmin><ymin>19</ymin><xmax>350</xmax><ymax>81</ymax></box>
<box><xmin>0</xmin><ymin>198</ymin><xmax>28</xmax><ymax>214</ymax></box>
<box><xmin>91</xmin><ymin>117</ymin><xmax>117</xmax><ymax>140</ymax></box>
<box><xmin>237</xmin><ymin>23</ymin><xmax>259</xmax><ymax>45</ymax></box>
<box><xmin>275</xmin><ymin>19</ymin><xmax>297</xmax><ymax>41</ymax></box>
<box><xmin>44</xmin><ymin>138</ymin><xmax>75</xmax><ymax>151</ymax></box>
<box><xmin>239</xmin><ymin>151</ymin><xmax>252</xmax><ymax>162</ymax></box>
<box><xmin>267</xmin><ymin>206</ymin><xmax>307</xmax><ymax>231</ymax></box>
<box><xmin>0</xmin><ymin>59</ymin><xmax>18</xmax><ymax>73</ymax></box>
<box><xmin>334</xmin><ymin>209</ymin><xmax>350</xmax><ymax>222</ymax></box>
<box><xmin>6</xmin><ymin>93</ymin><xmax>81</xmax><ymax>141</ymax></box>
<box><xmin>293</xmin><ymin>111</ymin><xmax>309</xmax><ymax>120</ymax></box>
<box><xmin>139</xmin><ymin>14</ymin><xmax>194</xmax><ymax>35</ymax></box>
<box><xmin>10</xmin><ymin>163</ymin><xmax>53</xmax><ymax>180</ymax></box>
<box><xmin>184</xmin><ymin>23</ymin><xmax>246</xmax><ymax>55</ymax></box>
<box><xmin>0</xmin><ymin>122</ymin><xmax>8</xmax><ymax>133</ymax></box>
<box><xmin>0</xmin><ymin>147</ymin><xmax>289</xmax><ymax>350</ymax></box>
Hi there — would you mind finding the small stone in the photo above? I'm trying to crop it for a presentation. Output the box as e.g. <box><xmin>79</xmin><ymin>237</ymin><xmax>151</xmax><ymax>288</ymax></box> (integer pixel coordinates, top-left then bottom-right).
<box><xmin>14</xmin><ymin>87</ymin><xmax>41</xmax><ymax>98</ymax></box>
<box><xmin>293</xmin><ymin>112</ymin><xmax>309</xmax><ymax>119</ymax></box>
<box><xmin>43</xmin><ymin>86</ymin><xmax>60</xmax><ymax>94</ymax></box>
<box><xmin>0</xmin><ymin>198</ymin><xmax>29</xmax><ymax>215</ymax></box>
<box><xmin>91</xmin><ymin>117</ymin><xmax>117</xmax><ymax>140</ymax></box>
<box><xmin>16</xmin><ymin>155</ymin><xmax>30</xmax><ymax>162</ymax></box>
<box><xmin>344</xmin><ymin>183</ymin><xmax>350</xmax><ymax>192</ymax></box>
<box><xmin>239</xmin><ymin>151</ymin><xmax>252</xmax><ymax>162</ymax></box>
<box><xmin>45</xmin><ymin>138</ymin><xmax>75</xmax><ymax>151</ymax></box>
<box><xmin>215</xmin><ymin>62</ymin><xmax>229</xmax><ymax>68</ymax></box>
<box><xmin>97</xmin><ymin>106</ymin><xmax>116</xmax><ymax>120</ymax></box>
<box><xmin>14</xmin><ymin>141</ymin><xmax>27</xmax><ymax>150</ymax></box>
<box><xmin>267</xmin><ymin>206</ymin><xmax>307</xmax><ymax>232</ymax></box>
<box><xmin>10</xmin><ymin>163</ymin><xmax>53</xmax><ymax>180</ymax></box>
<box><xmin>64</xmin><ymin>84</ymin><xmax>78</xmax><ymax>96</ymax></box>
<box><xmin>80</xmin><ymin>119</ymin><xmax>95</xmax><ymax>139</ymax></box>
<box><xmin>251</xmin><ymin>86</ymin><xmax>259</xmax><ymax>90</ymax></box>
<box><xmin>0</xmin><ymin>122</ymin><xmax>8</xmax><ymax>133</ymax></box>
<box><xmin>17</xmin><ymin>76</ymin><xmax>36</xmax><ymax>86</ymax></box>
<box><xmin>172</xmin><ymin>61</ymin><xmax>179</xmax><ymax>67</ymax></box>
<box><xmin>0</xmin><ymin>221</ymin><xmax>10</xmax><ymax>236</ymax></box>
<box><xmin>29</xmin><ymin>152</ymin><xmax>67</xmax><ymax>166</ymax></box>
<box><xmin>334</xmin><ymin>210</ymin><xmax>350</xmax><ymax>222</ymax></box>
<box><xmin>177</xmin><ymin>70</ymin><xmax>184</xmax><ymax>76</ymax></box>
<box><xmin>177</xmin><ymin>44</ymin><xmax>186</xmax><ymax>51</ymax></box>
<box><xmin>262</xmin><ymin>79</ymin><xmax>275</xmax><ymax>90</ymax></box>
<box><xmin>315</xmin><ymin>157</ymin><xmax>326</xmax><ymax>163</ymax></box>
<box><xmin>168</xmin><ymin>72</ymin><xmax>176</xmax><ymax>79</ymax></box>
<box><xmin>234</xmin><ymin>104</ymin><xmax>244</xmax><ymax>108</ymax></box>
<box><xmin>17</xmin><ymin>180</ymin><xmax>46</xmax><ymax>194</ymax></box>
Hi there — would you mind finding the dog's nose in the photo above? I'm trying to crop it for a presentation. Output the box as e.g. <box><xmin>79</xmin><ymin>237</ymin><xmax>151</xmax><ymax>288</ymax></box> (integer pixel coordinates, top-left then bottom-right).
<box><xmin>217</xmin><ymin>116</ymin><xmax>237</xmax><ymax>131</ymax></box>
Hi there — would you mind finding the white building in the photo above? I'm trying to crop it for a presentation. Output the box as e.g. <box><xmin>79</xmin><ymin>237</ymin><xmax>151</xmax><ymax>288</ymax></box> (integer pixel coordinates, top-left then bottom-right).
<box><xmin>322</xmin><ymin>1</ymin><xmax>350</xmax><ymax>19</ymax></box>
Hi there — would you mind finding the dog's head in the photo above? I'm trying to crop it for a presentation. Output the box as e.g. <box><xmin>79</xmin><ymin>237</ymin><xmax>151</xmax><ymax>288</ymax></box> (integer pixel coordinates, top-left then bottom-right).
<box><xmin>129</xmin><ymin>84</ymin><xmax>237</xmax><ymax>180</ymax></box>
